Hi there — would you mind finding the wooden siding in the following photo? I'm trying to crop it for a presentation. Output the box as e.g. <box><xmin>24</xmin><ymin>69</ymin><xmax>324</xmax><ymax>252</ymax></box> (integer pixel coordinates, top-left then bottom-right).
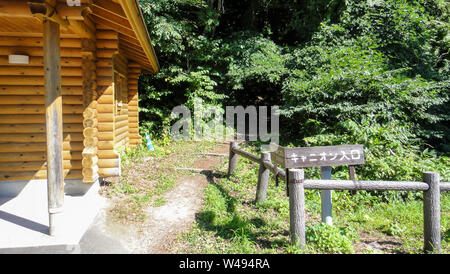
<box><xmin>96</xmin><ymin>29</ymin><xmax>121</xmax><ymax>177</ymax></box>
<box><xmin>128</xmin><ymin>62</ymin><xmax>141</xmax><ymax>147</ymax></box>
<box><xmin>0</xmin><ymin>35</ymin><xmax>83</xmax><ymax>181</ymax></box>
<box><xmin>0</xmin><ymin>20</ymin><xmax>145</xmax><ymax>181</ymax></box>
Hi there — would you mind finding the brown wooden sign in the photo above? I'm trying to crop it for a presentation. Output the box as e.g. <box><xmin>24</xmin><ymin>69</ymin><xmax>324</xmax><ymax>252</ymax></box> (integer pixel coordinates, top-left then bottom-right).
<box><xmin>271</xmin><ymin>144</ymin><xmax>365</xmax><ymax>168</ymax></box>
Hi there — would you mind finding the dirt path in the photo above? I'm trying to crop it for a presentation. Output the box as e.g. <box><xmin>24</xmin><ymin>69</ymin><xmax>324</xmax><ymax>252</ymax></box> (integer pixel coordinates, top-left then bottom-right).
<box><xmin>97</xmin><ymin>143</ymin><xmax>229</xmax><ymax>254</ymax></box>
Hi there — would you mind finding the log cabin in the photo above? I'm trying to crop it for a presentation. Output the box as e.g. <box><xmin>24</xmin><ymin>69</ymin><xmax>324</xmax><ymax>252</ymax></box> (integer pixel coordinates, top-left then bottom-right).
<box><xmin>0</xmin><ymin>0</ymin><xmax>159</xmax><ymax>233</ymax></box>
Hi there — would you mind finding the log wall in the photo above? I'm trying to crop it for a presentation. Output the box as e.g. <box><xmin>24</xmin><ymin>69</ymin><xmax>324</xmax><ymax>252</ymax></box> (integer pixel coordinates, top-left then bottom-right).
<box><xmin>113</xmin><ymin>53</ymin><xmax>129</xmax><ymax>152</ymax></box>
<box><xmin>128</xmin><ymin>62</ymin><xmax>142</xmax><ymax>148</ymax></box>
<box><xmin>0</xmin><ymin>29</ymin><xmax>144</xmax><ymax>181</ymax></box>
<box><xmin>0</xmin><ymin>35</ymin><xmax>83</xmax><ymax>181</ymax></box>
<box><xmin>96</xmin><ymin>29</ymin><xmax>120</xmax><ymax>177</ymax></box>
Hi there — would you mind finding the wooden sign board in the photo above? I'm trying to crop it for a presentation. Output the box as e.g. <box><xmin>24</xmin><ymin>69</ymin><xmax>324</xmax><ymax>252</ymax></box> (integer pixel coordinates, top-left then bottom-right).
<box><xmin>271</xmin><ymin>144</ymin><xmax>365</xmax><ymax>168</ymax></box>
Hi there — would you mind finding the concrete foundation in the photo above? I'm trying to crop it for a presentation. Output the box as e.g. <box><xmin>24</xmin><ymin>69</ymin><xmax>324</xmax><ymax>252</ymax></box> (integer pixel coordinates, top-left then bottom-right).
<box><xmin>0</xmin><ymin>178</ymin><xmax>106</xmax><ymax>249</ymax></box>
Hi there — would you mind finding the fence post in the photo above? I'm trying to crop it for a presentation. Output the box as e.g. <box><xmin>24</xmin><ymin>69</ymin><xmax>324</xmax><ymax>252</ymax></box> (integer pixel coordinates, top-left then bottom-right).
<box><xmin>288</xmin><ymin>169</ymin><xmax>306</xmax><ymax>248</ymax></box>
<box><xmin>228</xmin><ymin>142</ymin><xmax>238</xmax><ymax>176</ymax></box>
<box><xmin>320</xmin><ymin>166</ymin><xmax>333</xmax><ymax>225</ymax></box>
<box><xmin>423</xmin><ymin>171</ymin><xmax>440</xmax><ymax>253</ymax></box>
<box><xmin>256</xmin><ymin>152</ymin><xmax>271</xmax><ymax>203</ymax></box>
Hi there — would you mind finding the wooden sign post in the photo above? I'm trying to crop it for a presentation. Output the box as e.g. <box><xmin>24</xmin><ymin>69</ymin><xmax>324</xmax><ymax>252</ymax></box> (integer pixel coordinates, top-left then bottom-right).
<box><xmin>271</xmin><ymin>144</ymin><xmax>365</xmax><ymax>226</ymax></box>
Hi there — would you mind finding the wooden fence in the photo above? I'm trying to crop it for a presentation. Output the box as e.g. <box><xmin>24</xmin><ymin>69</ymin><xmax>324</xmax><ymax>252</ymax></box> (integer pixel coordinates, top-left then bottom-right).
<box><xmin>227</xmin><ymin>142</ymin><xmax>450</xmax><ymax>253</ymax></box>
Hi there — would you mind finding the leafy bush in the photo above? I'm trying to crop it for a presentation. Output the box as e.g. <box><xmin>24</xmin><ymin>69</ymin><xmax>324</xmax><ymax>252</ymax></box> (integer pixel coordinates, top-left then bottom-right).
<box><xmin>137</xmin><ymin>0</ymin><xmax>450</xmax><ymax>192</ymax></box>
<box><xmin>305</xmin><ymin>223</ymin><xmax>357</xmax><ymax>254</ymax></box>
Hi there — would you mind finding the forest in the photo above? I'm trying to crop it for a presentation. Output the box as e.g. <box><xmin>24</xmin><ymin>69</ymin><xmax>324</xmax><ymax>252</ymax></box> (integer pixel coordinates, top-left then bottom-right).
<box><xmin>136</xmin><ymin>0</ymin><xmax>449</xmax><ymax>183</ymax></box>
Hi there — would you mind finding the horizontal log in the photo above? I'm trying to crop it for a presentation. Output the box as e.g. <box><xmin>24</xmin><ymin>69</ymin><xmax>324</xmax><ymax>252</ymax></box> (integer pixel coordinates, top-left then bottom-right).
<box><xmin>96</xmin><ymin>59</ymin><xmax>113</xmax><ymax>68</ymax></box>
<box><xmin>0</xmin><ymin>160</ymin><xmax>82</xmax><ymax>172</ymax></box>
<box><xmin>0</xmin><ymin>56</ymin><xmax>82</xmax><ymax>67</ymax></box>
<box><xmin>129</xmin><ymin>134</ymin><xmax>142</xmax><ymax>140</ymax></box>
<box><xmin>0</xmin><ymin>66</ymin><xmax>82</xmax><ymax>76</ymax></box>
<box><xmin>115</xmin><ymin>118</ymin><xmax>128</xmax><ymax>129</ymax></box>
<box><xmin>439</xmin><ymin>182</ymin><xmax>450</xmax><ymax>192</ymax></box>
<box><xmin>0</xmin><ymin>151</ymin><xmax>82</xmax><ymax>162</ymax></box>
<box><xmin>96</xmin><ymin>30</ymin><xmax>118</xmax><ymax>40</ymax></box>
<box><xmin>129</xmin><ymin>139</ymin><xmax>142</xmax><ymax>145</ymax></box>
<box><xmin>0</xmin><ymin>142</ymin><xmax>83</xmax><ymax>153</ymax></box>
<box><xmin>0</xmin><ymin>114</ymin><xmax>82</xmax><ymax>124</ymax></box>
<box><xmin>128</xmin><ymin>84</ymin><xmax>138</xmax><ymax>90</ymax></box>
<box><xmin>0</xmin><ymin>170</ymin><xmax>82</xmax><ymax>181</ymax></box>
<box><xmin>0</xmin><ymin>47</ymin><xmax>81</xmax><ymax>57</ymax></box>
<box><xmin>129</xmin><ymin>128</ymin><xmax>139</xmax><ymax>134</ymax></box>
<box><xmin>98</xmin><ymin>158</ymin><xmax>120</xmax><ymax>168</ymax></box>
<box><xmin>96</xmin><ymin>49</ymin><xmax>116</xmax><ymax>58</ymax></box>
<box><xmin>115</xmin><ymin>125</ymin><xmax>128</xmax><ymax>137</ymax></box>
<box><xmin>98</xmin><ymin>113</ymin><xmax>114</xmax><ymax>122</ymax></box>
<box><xmin>128</xmin><ymin>117</ymin><xmax>138</xmax><ymax>122</ymax></box>
<box><xmin>97</xmin><ymin>68</ymin><xmax>112</xmax><ymax>77</ymax></box>
<box><xmin>0</xmin><ymin>76</ymin><xmax>82</xmax><ymax>86</ymax></box>
<box><xmin>115</xmin><ymin>113</ymin><xmax>128</xmax><ymax>121</ymax></box>
<box><xmin>97</xmin><ymin>150</ymin><xmax>119</xmax><ymax>159</ymax></box>
<box><xmin>0</xmin><ymin>104</ymin><xmax>83</xmax><ymax>114</ymax></box>
<box><xmin>97</xmin><ymin>77</ymin><xmax>113</xmax><ymax>87</ymax></box>
<box><xmin>128</xmin><ymin>79</ymin><xmax>138</xmax><ymax>85</ymax></box>
<box><xmin>115</xmin><ymin>137</ymin><xmax>127</xmax><ymax>149</ymax></box>
<box><xmin>96</xmin><ymin>39</ymin><xmax>119</xmax><ymax>49</ymax></box>
<box><xmin>127</xmin><ymin>73</ymin><xmax>140</xmax><ymax>79</ymax></box>
<box><xmin>0</xmin><ymin>133</ymin><xmax>83</xmax><ymax>143</ymax></box>
<box><xmin>97</xmin><ymin>104</ymin><xmax>114</xmax><ymax>113</ymax></box>
<box><xmin>303</xmin><ymin>179</ymin><xmax>430</xmax><ymax>191</ymax></box>
<box><xmin>98</xmin><ymin>167</ymin><xmax>120</xmax><ymax>177</ymax></box>
<box><xmin>98</xmin><ymin>141</ymin><xmax>115</xmax><ymax>150</ymax></box>
<box><xmin>128</xmin><ymin>106</ymin><xmax>138</xmax><ymax>112</ymax></box>
<box><xmin>115</xmin><ymin>131</ymin><xmax>128</xmax><ymax>144</ymax></box>
<box><xmin>0</xmin><ymin>95</ymin><xmax>83</xmax><ymax>105</ymax></box>
<box><xmin>98</xmin><ymin>132</ymin><xmax>114</xmax><ymax>141</ymax></box>
<box><xmin>97</xmin><ymin>85</ymin><xmax>114</xmax><ymax>95</ymax></box>
<box><xmin>98</xmin><ymin>122</ymin><xmax>114</xmax><ymax>132</ymax></box>
<box><xmin>231</xmin><ymin>147</ymin><xmax>260</xmax><ymax>163</ymax></box>
<box><xmin>0</xmin><ymin>37</ymin><xmax>81</xmax><ymax>48</ymax></box>
<box><xmin>0</xmin><ymin>86</ymin><xmax>82</xmax><ymax>96</ymax></box>
<box><xmin>0</xmin><ymin>123</ymin><xmax>83</xmax><ymax>133</ymax></box>
<box><xmin>128</xmin><ymin>67</ymin><xmax>141</xmax><ymax>74</ymax></box>
<box><xmin>128</xmin><ymin>100</ymin><xmax>138</xmax><ymax>107</ymax></box>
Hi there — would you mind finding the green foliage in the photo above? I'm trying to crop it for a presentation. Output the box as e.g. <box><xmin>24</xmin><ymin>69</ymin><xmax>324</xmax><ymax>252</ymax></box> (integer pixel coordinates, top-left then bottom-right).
<box><xmin>137</xmin><ymin>0</ymin><xmax>450</xmax><ymax>188</ymax></box>
<box><xmin>306</xmin><ymin>223</ymin><xmax>357</xmax><ymax>254</ymax></box>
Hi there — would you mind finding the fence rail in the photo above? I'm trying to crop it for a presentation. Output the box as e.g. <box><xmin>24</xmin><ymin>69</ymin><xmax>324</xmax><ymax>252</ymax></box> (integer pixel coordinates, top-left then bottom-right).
<box><xmin>227</xmin><ymin>142</ymin><xmax>449</xmax><ymax>253</ymax></box>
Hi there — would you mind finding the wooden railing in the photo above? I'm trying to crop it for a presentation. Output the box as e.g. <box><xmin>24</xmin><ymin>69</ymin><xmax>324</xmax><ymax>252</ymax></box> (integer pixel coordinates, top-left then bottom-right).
<box><xmin>227</xmin><ymin>142</ymin><xmax>450</xmax><ymax>253</ymax></box>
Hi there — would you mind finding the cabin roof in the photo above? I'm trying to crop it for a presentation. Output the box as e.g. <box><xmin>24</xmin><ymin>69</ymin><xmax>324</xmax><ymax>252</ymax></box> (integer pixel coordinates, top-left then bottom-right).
<box><xmin>0</xmin><ymin>0</ymin><xmax>159</xmax><ymax>73</ymax></box>
<box><xmin>96</xmin><ymin>0</ymin><xmax>159</xmax><ymax>73</ymax></box>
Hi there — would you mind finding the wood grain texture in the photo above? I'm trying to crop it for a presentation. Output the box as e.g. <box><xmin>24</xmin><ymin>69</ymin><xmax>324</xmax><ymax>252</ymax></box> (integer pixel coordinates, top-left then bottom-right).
<box><xmin>256</xmin><ymin>152</ymin><xmax>271</xmax><ymax>203</ymax></box>
<box><xmin>43</xmin><ymin>20</ymin><xmax>65</xmax><ymax>230</ymax></box>
<box><xmin>423</xmin><ymin>172</ymin><xmax>441</xmax><ymax>253</ymax></box>
<box><xmin>288</xmin><ymin>169</ymin><xmax>306</xmax><ymax>247</ymax></box>
<box><xmin>227</xmin><ymin>142</ymin><xmax>238</xmax><ymax>176</ymax></box>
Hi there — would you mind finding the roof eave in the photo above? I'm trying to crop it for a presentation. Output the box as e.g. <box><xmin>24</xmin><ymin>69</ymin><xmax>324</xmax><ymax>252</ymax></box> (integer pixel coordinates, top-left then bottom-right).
<box><xmin>118</xmin><ymin>0</ymin><xmax>159</xmax><ymax>74</ymax></box>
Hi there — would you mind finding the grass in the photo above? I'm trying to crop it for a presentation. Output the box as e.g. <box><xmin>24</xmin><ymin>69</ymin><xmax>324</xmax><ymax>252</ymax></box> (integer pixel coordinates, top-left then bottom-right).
<box><xmin>172</xmin><ymin>143</ymin><xmax>450</xmax><ymax>254</ymax></box>
<box><xmin>102</xmin><ymin>135</ymin><xmax>216</xmax><ymax>223</ymax></box>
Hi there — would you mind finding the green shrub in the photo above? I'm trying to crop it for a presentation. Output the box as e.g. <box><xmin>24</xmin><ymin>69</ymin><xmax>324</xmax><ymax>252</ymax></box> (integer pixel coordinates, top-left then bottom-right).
<box><xmin>306</xmin><ymin>223</ymin><xmax>358</xmax><ymax>254</ymax></box>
